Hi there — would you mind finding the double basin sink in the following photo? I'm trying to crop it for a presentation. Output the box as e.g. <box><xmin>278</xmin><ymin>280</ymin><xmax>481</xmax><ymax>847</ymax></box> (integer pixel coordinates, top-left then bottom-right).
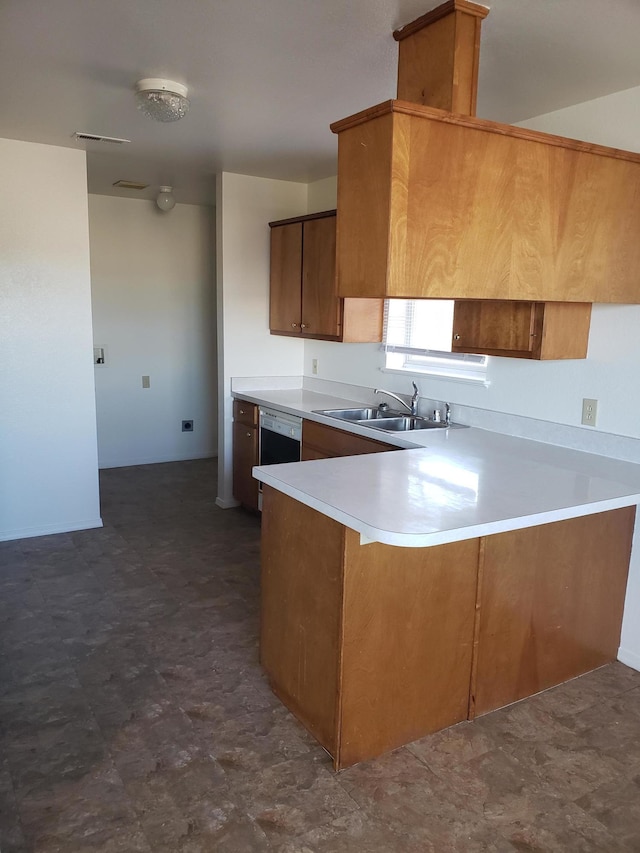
<box><xmin>313</xmin><ymin>407</ymin><xmax>453</xmax><ymax>433</ymax></box>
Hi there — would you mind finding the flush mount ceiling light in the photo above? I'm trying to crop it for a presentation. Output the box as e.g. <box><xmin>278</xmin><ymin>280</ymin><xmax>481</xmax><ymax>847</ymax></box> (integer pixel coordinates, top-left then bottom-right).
<box><xmin>135</xmin><ymin>78</ymin><xmax>190</xmax><ymax>122</ymax></box>
<box><xmin>156</xmin><ymin>186</ymin><xmax>176</xmax><ymax>212</ymax></box>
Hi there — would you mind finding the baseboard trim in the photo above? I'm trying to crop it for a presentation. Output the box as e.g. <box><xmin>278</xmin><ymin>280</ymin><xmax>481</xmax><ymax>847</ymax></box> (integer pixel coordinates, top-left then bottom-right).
<box><xmin>0</xmin><ymin>517</ymin><xmax>104</xmax><ymax>543</ymax></box>
<box><xmin>216</xmin><ymin>496</ymin><xmax>240</xmax><ymax>509</ymax></box>
<box><xmin>617</xmin><ymin>647</ymin><xmax>640</xmax><ymax>673</ymax></box>
<box><xmin>99</xmin><ymin>451</ymin><xmax>217</xmax><ymax>470</ymax></box>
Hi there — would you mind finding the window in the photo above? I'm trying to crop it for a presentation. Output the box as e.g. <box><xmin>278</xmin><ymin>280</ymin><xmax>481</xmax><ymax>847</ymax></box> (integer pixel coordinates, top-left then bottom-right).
<box><xmin>383</xmin><ymin>300</ymin><xmax>488</xmax><ymax>383</ymax></box>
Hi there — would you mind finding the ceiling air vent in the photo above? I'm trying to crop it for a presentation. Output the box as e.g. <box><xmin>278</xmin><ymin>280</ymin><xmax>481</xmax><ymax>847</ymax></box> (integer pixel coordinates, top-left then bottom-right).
<box><xmin>112</xmin><ymin>180</ymin><xmax>149</xmax><ymax>190</ymax></box>
<box><xmin>73</xmin><ymin>132</ymin><xmax>131</xmax><ymax>145</ymax></box>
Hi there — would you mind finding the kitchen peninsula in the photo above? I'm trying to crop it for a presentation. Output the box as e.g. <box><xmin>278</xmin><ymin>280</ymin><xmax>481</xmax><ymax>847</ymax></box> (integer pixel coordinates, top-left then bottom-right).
<box><xmin>243</xmin><ymin>387</ymin><xmax>640</xmax><ymax>770</ymax></box>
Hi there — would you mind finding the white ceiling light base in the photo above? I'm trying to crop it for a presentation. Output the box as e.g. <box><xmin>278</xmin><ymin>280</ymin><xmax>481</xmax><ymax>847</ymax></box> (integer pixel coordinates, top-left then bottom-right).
<box><xmin>136</xmin><ymin>78</ymin><xmax>190</xmax><ymax>122</ymax></box>
<box><xmin>156</xmin><ymin>186</ymin><xmax>176</xmax><ymax>211</ymax></box>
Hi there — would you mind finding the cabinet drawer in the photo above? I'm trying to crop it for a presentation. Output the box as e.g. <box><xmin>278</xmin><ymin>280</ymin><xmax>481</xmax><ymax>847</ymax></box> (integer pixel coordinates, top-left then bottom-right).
<box><xmin>233</xmin><ymin>399</ymin><xmax>258</xmax><ymax>427</ymax></box>
<box><xmin>303</xmin><ymin>420</ymin><xmax>395</xmax><ymax>458</ymax></box>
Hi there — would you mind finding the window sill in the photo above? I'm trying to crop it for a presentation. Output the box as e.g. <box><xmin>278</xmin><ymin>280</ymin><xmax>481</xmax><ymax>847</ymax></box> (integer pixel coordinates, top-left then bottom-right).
<box><xmin>379</xmin><ymin>366</ymin><xmax>491</xmax><ymax>387</ymax></box>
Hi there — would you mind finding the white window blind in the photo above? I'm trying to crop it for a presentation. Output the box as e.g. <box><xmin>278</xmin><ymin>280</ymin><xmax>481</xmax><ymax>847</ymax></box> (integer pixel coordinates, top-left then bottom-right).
<box><xmin>382</xmin><ymin>299</ymin><xmax>488</xmax><ymax>382</ymax></box>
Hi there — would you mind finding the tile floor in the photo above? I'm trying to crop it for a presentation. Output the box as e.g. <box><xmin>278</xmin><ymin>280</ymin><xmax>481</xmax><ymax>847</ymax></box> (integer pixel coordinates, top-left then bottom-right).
<box><xmin>1</xmin><ymin>459</ymin><xmax>640</xmax><ymax>852</ymax></box>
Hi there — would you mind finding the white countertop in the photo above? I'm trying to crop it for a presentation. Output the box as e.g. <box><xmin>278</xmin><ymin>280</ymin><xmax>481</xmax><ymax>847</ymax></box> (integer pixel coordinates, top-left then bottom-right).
<box><xmin>237</xmin><ymin>388</ymin><xmax>640</xmax><ymax>547</ymax></box>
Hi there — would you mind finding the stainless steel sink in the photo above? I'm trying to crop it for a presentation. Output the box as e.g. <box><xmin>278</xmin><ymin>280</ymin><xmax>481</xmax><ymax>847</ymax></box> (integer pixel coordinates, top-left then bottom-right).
<box><xmin>314</xmin><ymin>407</ymin><xmax>466</xmax><ymax>433</ymax></box>
<box><xmin>313</xmin><ymin>407</ymin><xmax>405</xmax><ymax>421</ymax></box>
<box><xmin>364</xmin><ymin>416</ymin><xmax>449</xmax><ymax>432</ymax></box>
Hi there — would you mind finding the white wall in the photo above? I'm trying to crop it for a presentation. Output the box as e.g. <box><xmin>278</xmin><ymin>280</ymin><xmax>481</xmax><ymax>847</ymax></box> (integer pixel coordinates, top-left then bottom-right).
<box><xmin>307</xmin><ymin>176</ymin><xmax>338</xmax><ymax>214</ymax></box>
<box><xmin>88</xmin><ymin>195</ymin><xmax>216</xmax><ymax>469</ymax></box>
<box><xmin>215</xmin><ymin>172</ymin><xmax>307</xmax><ymax>507</ymax></box>
<box><xmin>303</xmin><ymin>87</ymin><xmax>640</xmax><ymax>441</ymax></box>
<box><xmin>0</xmin><ymin>138</ymin><xmax>101</xmax><ymax>541</ymax></box>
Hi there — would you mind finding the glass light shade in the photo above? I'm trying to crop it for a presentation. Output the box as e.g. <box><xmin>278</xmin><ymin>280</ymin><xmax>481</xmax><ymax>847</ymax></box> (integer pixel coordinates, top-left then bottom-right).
<box><xmin>156</xmin><ymin>186</ymin><xmax>176</xmax><ymax>211</ymax></box>
<box><xmin>135</xmin><ymin>79</ymin><xmax>190</xmax><ymax>123</ymax></box>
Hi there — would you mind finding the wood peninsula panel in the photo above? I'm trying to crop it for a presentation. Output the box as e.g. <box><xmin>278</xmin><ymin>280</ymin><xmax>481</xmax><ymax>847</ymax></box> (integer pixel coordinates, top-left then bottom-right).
<box><xmin>338</xmin><ymin>531</ymin><xmax>479</xmax><ymax>769</ymax></box>
<box><xmin>260</xmin><ymin>484</ymin><xmax>636</xmax><ymax>768</ymax></box>
<box><xmin>260</xmin><ymin>487</ymin><xmax>344</xmax><ymax>754</ymax></box>
<box><xmin>472</xmin><ymin>507</ymin><xmax>635</xmax><ymax>717</ymax></box>
<box><xmin>332</xmin><ymin>102</ymin><xmax>640</xmax><ymax>303</ymax></box>
<box><xmin>302</xmin><ymin>420</ymin><xmax>395</xmax><ymax>459</ymax></box>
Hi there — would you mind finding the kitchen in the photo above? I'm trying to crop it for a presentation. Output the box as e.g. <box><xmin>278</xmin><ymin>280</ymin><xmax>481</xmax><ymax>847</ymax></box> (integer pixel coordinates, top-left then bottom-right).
<box><xmin>221</xmin><ymin>8</ymin><xmax>637</xmax><ymax>767</ymax></box>
<box><xmin>3</xmin><ymin>0</ymin><xmax>640</xmax><ymax>848</ymax></box>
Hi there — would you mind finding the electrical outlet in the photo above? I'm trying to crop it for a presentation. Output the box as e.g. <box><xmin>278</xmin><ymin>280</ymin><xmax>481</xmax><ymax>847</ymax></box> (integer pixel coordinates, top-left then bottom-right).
<box><xmin>182</xmin><ymin>420</ymin><xmax>194</xmax><ymax>432</ymax></box>
<box><xmin>312</xmin><ymin>358</ymin><xmax>319</xmax><ymax>375</ymax></box>
<box><xmin>142</xmin><ymin>375</ymin><xmax>150</xmax><ymax>388</ymax></box>
<box><xmin>581</xmin><ymin>398</ymin><xmax>598</xmax><ymax>426</ymax></box>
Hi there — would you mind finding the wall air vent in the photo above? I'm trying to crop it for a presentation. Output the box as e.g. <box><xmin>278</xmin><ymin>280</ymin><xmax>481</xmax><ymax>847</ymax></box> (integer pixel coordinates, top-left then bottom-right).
<box><xmin>73</xmin><ymin>132</ymin><xmax>131</xmax><ymax>145</ymax></box>
<box><xmin>112</xmin><ymin>180</ymin><xmax>149</xmax><ymax>190</ymax></box>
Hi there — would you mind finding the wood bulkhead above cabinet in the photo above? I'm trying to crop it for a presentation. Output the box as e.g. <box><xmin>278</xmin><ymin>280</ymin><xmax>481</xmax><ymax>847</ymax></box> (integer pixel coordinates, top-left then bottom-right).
<box><xmin>269</xmin><ymin>210</ymin><xmax>382</xmax><ymax>343</ymax></box>
<box><xmin>330</xmin><ymin>100</ymin><xmax>640</xmax><ymax>305</ymax></box>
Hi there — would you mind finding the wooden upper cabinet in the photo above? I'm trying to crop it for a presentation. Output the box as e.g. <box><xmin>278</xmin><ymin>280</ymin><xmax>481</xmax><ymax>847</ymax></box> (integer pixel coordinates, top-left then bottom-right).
<box><xmin>269</xmin><ymin>210</ymin><xmax>383</xmax><ymax>342</ymax></box>
<box><xmin>302</xmin><ymin>216</ymin><xmax>340</xmax><ymax>337</ymax></box>
<box><xmin>330</xmin><ymin>102</ymin><xmax>640</xmax><ymax>305</ymax></box>
<box><xmin>269</xmin><ymin>222</ymin><xmax>303</xmax><ymax>335</ymax></box>
<box><xmin>452</xmin><ymin>300</ymin><xmax>592</xmax><ymax>360</ymax></box>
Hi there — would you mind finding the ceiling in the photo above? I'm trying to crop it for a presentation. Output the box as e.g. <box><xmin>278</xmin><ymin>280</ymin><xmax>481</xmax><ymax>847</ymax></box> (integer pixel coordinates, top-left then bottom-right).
<box><xmin>2</xmin><ymin>0</ymin><xmax>639</xmax><ymax>206</ymax></box>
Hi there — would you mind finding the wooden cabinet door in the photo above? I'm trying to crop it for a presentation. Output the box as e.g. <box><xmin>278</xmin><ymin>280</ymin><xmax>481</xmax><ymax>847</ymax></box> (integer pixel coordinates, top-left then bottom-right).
<box><xmin>301</xmin><ymin>216</ymin><xmax>340</xmax><ymax>338</ymax></box>
<box><xmin>270</xmin><ymin>222</ymin><xmax>302</xmax><ymax>335</ymax></box>
<box><xmin>302</xmin><ymin>420</ymin><xmax>395</xmax><ymax>459</ymax></box>
<box><xmin>452</xmin><ymin>300</ymin><xmax>538</xmax><ymax>356</ymax></box>
<box><xmin>232</xmin><ymin>421</ymin><xmax>259</xmax><ymax>511</ymax></box>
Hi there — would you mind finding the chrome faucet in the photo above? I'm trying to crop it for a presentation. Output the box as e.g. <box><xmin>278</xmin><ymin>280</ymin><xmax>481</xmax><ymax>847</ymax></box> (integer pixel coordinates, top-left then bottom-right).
<box><xmin>374</xmin><ymin>382</ymin><xmax>419</xmax><ymax>416</ymax></box>
<box><xmin>445</xmin><ymin>402</ymin><xmax>451</xmax><ymax>425</ymax></box>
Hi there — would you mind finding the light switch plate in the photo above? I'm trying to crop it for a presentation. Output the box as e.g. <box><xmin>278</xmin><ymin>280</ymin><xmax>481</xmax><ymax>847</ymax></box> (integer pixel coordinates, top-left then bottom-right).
<box><xmin>142</xmin><ymin>375</ymin><xmax>150</xmax><ymax>389</ymax></box>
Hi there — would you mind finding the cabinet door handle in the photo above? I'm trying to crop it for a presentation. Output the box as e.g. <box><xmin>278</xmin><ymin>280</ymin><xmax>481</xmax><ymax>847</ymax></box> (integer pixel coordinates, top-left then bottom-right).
<box><xmin>453</xmin><ymin>334</ymin><xmax>461</xmax><ymax>340</ymax></box>
<box><xmin>300</xmin><ymin>323</ymin><xmax>308</xmax><ymax>329</ymax></box>
<box><xmin>239</xmin><ymin>409</ymin><xmax>245</xmax><ymax>415</ymax></box>
<box><xmin>246</xmin><ymin>432</ymin><xmax>252</xmax><ymax>438</ymax></box>
<box><xmin>291</xmin><ymin>323</ymin><xmax>298</xmax><ymax>328</ymax></box>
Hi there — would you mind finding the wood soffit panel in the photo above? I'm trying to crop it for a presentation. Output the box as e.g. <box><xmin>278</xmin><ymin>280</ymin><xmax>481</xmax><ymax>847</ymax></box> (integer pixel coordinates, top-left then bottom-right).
<box><xmin>330</xmin><ymin>100</ymin><xmax>640</xmax><ymax>165</ymax></box>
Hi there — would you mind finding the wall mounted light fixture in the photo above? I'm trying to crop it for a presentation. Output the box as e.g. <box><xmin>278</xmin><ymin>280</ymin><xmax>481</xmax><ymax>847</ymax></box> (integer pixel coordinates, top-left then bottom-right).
<box><xmin>156</xmin><ymin>186</ymin><xmax>176</xmax><ymax>212</ymax></box>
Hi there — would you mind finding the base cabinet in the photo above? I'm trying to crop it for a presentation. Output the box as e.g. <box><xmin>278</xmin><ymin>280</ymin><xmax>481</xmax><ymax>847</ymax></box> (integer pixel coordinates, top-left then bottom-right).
<box><xmin>232</xmin><ymin>400</ymin><xmax>259</xmax><ymax>511</ymax></box>
<box><xmin>261</xmin><ymin>488</ymin><xmax>635</xmax><ymax>769</ymax></box>
<box><xmin>301</xmin><ymin>420</ymin><xmax>395</xmax><ymax>460</ymax></box>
